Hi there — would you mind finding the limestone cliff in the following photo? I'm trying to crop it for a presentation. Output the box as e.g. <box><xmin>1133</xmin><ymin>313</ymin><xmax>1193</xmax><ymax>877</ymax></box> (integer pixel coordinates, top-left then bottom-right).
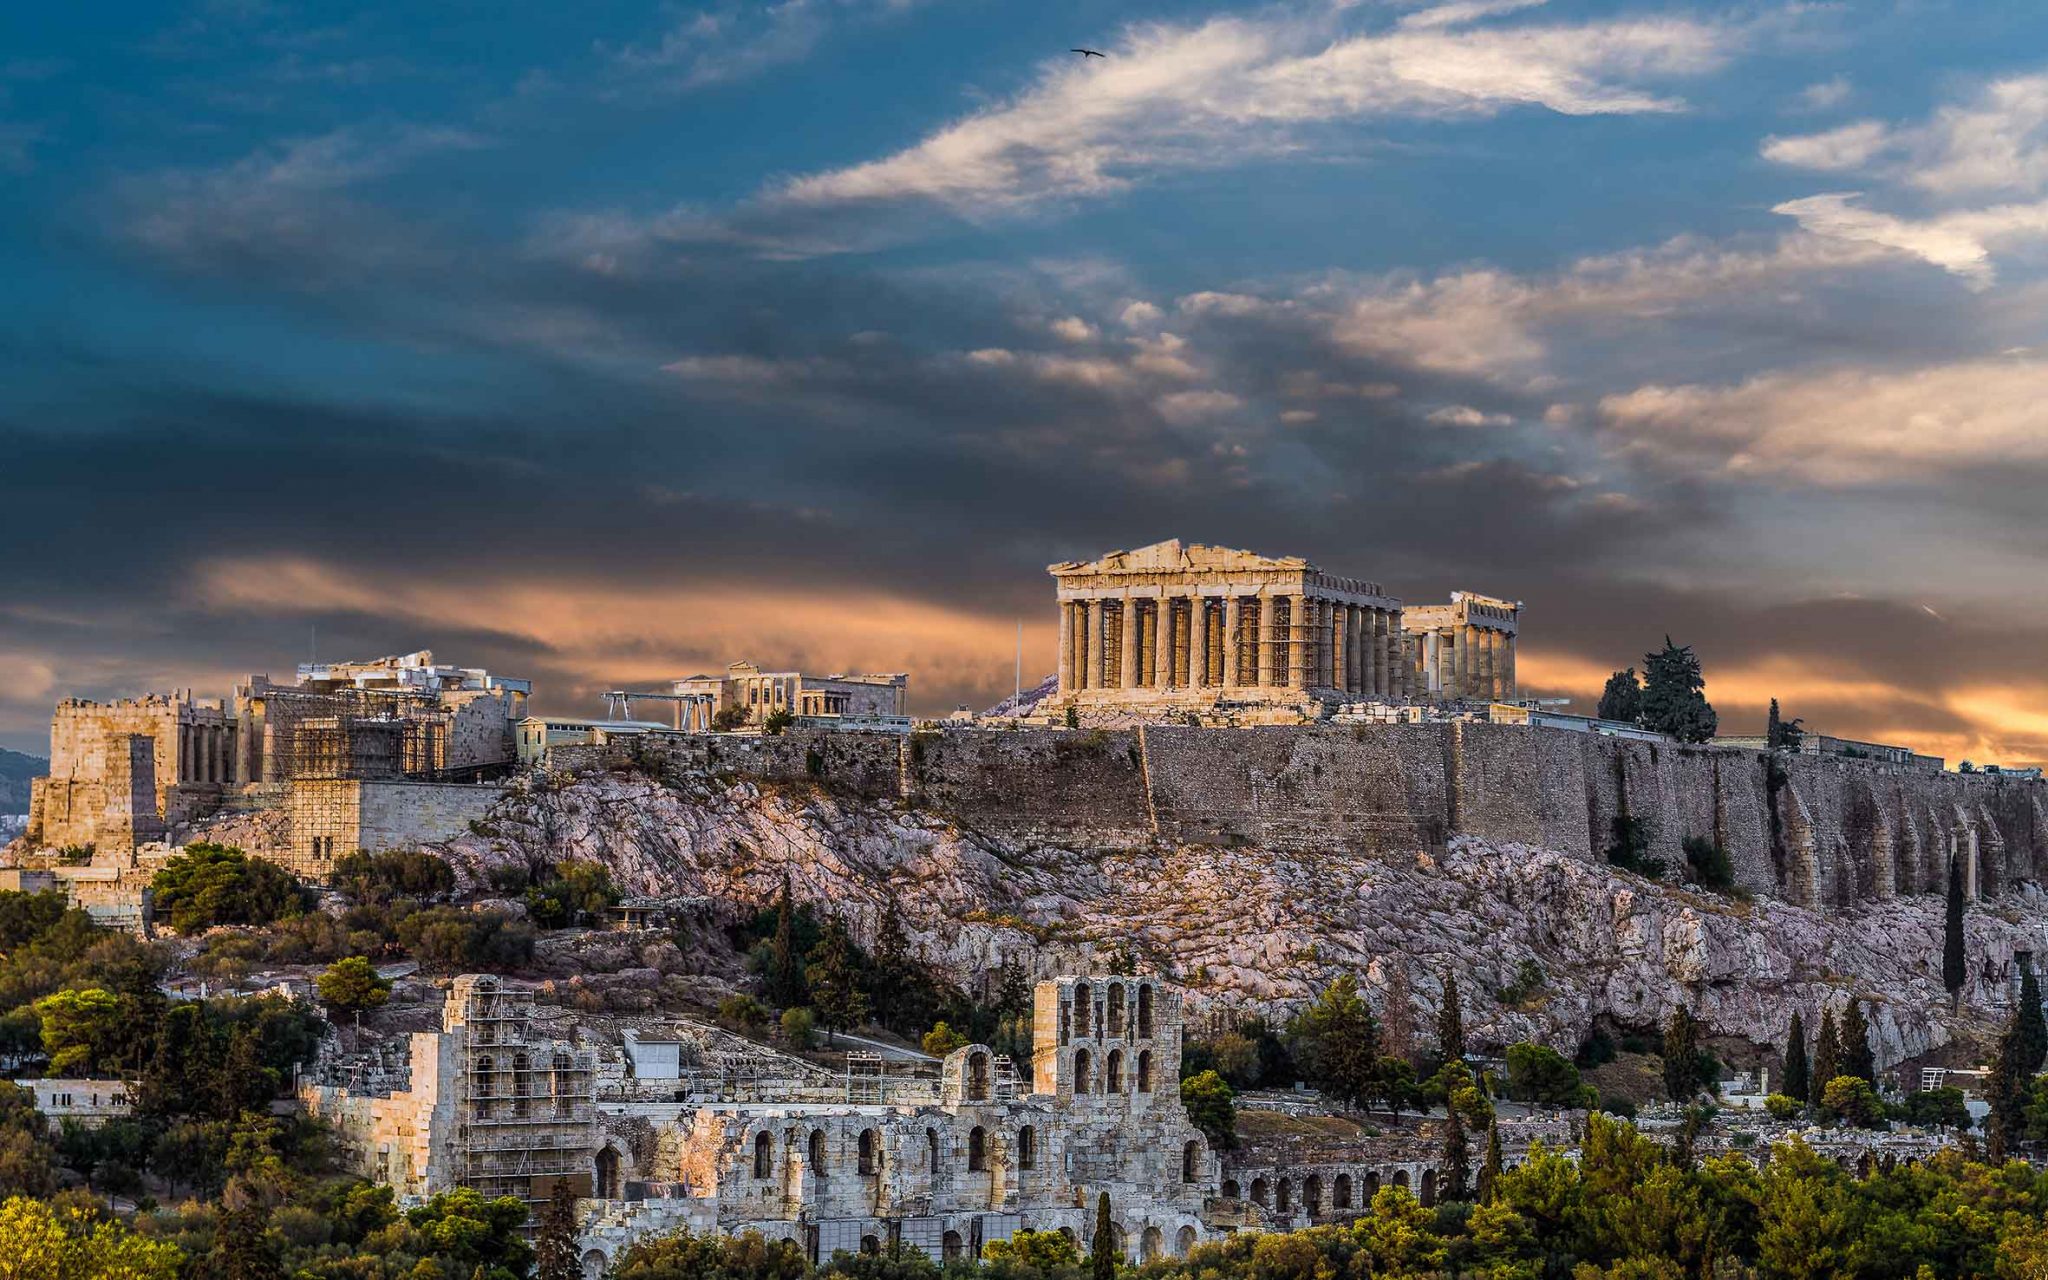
<box><xmin>431</xmin><ymin>762</ymin><xmax>2039</xmax><ymax>1071</ymax></box>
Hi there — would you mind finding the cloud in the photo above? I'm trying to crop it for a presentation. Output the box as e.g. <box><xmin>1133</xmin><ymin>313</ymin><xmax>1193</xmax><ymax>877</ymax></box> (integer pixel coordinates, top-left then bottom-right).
<box><xmin>607</xmin><ymin>0</ymin><xmax>931</xmax><ymax>93</ymax></box>
<box><xmin>1397</xmin><ymin>0</ymin><xmax>1549</xmax><ymax>33</ymax></box>
<box><xmin>769</xmin><ymin>9</ymin><xmax>1729</xmax><ymax>216</ymax></box>
<box><xmin>1049</xmin><ymin>315</ymin><xmax>1098</xmax><ymax>343</ymax></box>
<box><xmin>1761</xmin><ymin>120</ymin><xmax>1890</xmax><ymax>171</ymax></box>
<box><xmin>1597</xmin><ymin>355</ymin><xmax>2048</xmax><ymax>484</ymax></box>
<box><xmin>1795</xmin><ymin>75</ymin><xmax>1852</xmax><ymax>112</ymax></box>
<box><xmin>1771</xmin><ymin>191</ymin><xmax>2048</xmax><ymax>286</ymax></box>
<box><xmin>1426</xmin><ymin>404</ymin><xmax>1513</xmax><ymax>426</ymax></box>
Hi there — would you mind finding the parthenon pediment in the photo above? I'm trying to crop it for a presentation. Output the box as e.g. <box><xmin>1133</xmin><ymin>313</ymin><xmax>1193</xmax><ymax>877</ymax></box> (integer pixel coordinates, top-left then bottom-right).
<box><xmin>1049</xmin><ymin>540</ymin><xmax>1310</xmax><ymax>576</ymax></box>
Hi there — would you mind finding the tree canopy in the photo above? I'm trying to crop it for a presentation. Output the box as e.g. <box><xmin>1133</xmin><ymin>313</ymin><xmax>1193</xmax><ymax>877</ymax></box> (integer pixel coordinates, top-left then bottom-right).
<box><xmin>1640</xmin><ymin>637</ymin><xmax>1718</xmax><ymax>742</ymax></box>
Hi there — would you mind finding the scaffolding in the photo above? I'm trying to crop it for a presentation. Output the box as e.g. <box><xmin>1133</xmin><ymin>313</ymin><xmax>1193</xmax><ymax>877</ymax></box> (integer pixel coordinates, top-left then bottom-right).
<box><xmin>454</xmin><ymin>978</ymin><xmax>600</xmax><ymax>1206</ymax></box>
<box><xmin>845</xmin><ymin>1052</ymin><xmax>884</xmax><ymax>1104</ymax></box>
<box><xmin>261</xmin><ymin>687</ymin><xmax>453</xmax><ymax>781</ymax></box>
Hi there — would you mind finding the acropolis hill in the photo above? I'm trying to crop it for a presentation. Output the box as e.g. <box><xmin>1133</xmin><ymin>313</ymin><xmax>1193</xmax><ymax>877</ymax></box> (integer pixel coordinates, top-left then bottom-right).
<box><xmin>6</xmin><ymin>541</ymin><xmax>2044</xmax><ymax>1069</ymax></box>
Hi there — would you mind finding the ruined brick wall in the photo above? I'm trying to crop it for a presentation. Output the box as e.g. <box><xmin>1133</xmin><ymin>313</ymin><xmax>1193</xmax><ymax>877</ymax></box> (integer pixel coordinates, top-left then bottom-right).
<box><xmin>443</xmin><ymin>690</ymin><xmax>519</xmax><ymax>769</ymax></box>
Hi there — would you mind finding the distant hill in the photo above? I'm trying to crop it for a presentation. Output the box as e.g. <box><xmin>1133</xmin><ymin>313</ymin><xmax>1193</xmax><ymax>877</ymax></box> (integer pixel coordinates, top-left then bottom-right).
<box><xmin>0</xmin><ymin>748</ymin><xmax>46</xmax><ymax>815</ymax></box>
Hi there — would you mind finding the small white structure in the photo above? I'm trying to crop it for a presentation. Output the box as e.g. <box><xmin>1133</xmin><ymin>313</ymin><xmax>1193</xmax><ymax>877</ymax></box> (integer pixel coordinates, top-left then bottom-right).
<box><xmin>12</xmin><ymin>1078</ymin><xmax>135</xmax><ymax>1130</ymax></box>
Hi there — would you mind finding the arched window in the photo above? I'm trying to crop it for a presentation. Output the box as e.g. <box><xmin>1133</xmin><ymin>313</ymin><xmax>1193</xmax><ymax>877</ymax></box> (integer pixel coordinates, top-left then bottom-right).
<box><xmin>1305</xmin><ymin>1174</ymin><xmax>1322</xmax><ymax>1216</ymax></box>
<box><xmin>942</xmin><ymin>1232</ymin><xmax>964</xmax><ymax>1263</ymax></box>
<box><xmin>1107</xmin><ymin>986</ymin><xmax>1125</xmax><ymax>1035</ymax></box>
<box><xmin>1174</xmin><ymin>1227</ymin><xmax>1197</xmax><ymax>1259</ymax></box>
<box><xmin>809</xmin><ymin>1130</ymin><xmax>827</xmax><ymax>1174</ymax></box>
<box><xmin>859</xmin><ymin>1237</ymin><xmax>881</xmax><ymax>1257</ymax></box>
<box><xmin>1137</xmin><ymin>1050</ymin><xmax>1153</xmax><ymax>1092</ymax></box>
<box><xmin>1018</xmin><ymin>1126</ymin><xmax>1036</xmax><ymax>1170</ymax></box>
<box><xmin>1333</xmin><ymin>1173</ymin><xmax>1352</xmax><ymax>1210</ymax></box>
<box><xmin>969</xmin><ymin>1126</ymin><xmax>987</xmax><ymax>1172</ymax></box>
<box><xmin>1221</xmin><ymin>1179</ymin><xmax>1240</xmax><ymax>1200</ymax></box>
<box><xmin>595</xmin><ymin>1147</ymin><xmax>620</xmax><ymax>1199</ymax></box>
<box><xmin>1137</xmin><ymin>984</ymin><xmax>1154</xmax><ymax>1037</ymax></box>
<box><xmin>1366</xmin><ymin>1171</ymin><xmax>1381</xmax><ymax>1197</ymax></box>
<box><xmin>1073</xmin><ymin>987</ymin><xmax>1090</xmax><ymax>1036</ymax></box>
<box><xmin>513</xmin><ymin>1053</ymin><xmax>532</xmax><ymax>1118</ymax></box>
<box><xmin>927</xmin><ymin>1128</ymin><xmax>941</xmax><ymax>1171</ymax></box>
<box><xmin>1140</xmin><ymin>1227</ymin><xmax>1162</xmax><ymax>1263</ymax></box>
<box><xmin>1277</xmin><ymin>1178</ymin><xmax>1292</xmax><ymax>1213</ymax></box>
<box><xmin>1392</xmin><ymin>1170</ymin><xmax>1409</xmax><ymax>1191</ymax></box>
<box><xmin>967</xmin><ymin>1051</ymin><xmax>990</xmax><ymax>1101</ymax></box>
<box><xmin>1107</xmin><ymin>1049</ymin><xmax>1124</xmax><ymax>1093</ymax></box>
<box><xmin>1420</xmin><ymin>1170</ymin><xmax>1436</xmax><ymax>1207</ymax></box>
<box><xmin>1250</xmin><ymin>1177</ymin><xmax>1269</xmax><ymax>1206</ymax></box>
<box><xmin>474</xmin><ymin>1056</ymin><xmax>495</xmax><ymax>1119</ymax></box>
<box><xmin>753</xmin><ymin>1132</ymin><xmax>772</xmax><ymax>1179</ymax></box>
<box><xmin>555</xmin><ymin>1052</ymin><xmax>576</xmax><ymax>1118</ymax></box>
<box><xmin>858</xmin><ymin>1129</ymin><xmax>879</xmax><ymax>1176</ymax></box>
<box><xmin>1073</xmin><ymin>1048</ymin><xmax>1092</xmax><ymax>1094</ymax></box>
<box><xmin>1181</xmin><ymin>1140</ymin><xmax>1200</xmax><ymax>1183</ymax></box>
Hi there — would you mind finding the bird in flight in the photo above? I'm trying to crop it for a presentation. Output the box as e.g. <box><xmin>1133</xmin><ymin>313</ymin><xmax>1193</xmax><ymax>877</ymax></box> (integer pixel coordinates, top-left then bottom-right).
<box><xmin>1071</xmin><ymin>48</ymin><xmax>1105</xmax><ymax>58</ymax></box>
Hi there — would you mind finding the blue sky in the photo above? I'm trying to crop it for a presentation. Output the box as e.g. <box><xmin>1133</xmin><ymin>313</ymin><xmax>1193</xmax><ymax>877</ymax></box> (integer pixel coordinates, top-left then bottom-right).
<box><xmin>8</xmin><ymin>0</ymin><xmax>2048</xmax><ymax>765</ymax></box>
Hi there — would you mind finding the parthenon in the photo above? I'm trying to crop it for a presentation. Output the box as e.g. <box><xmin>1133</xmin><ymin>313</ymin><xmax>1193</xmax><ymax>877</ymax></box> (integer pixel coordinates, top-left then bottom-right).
<box><xmin>1049</xmin><ymin>541</ymin><xmax>1520</xmax><ymax>710</ymax></box>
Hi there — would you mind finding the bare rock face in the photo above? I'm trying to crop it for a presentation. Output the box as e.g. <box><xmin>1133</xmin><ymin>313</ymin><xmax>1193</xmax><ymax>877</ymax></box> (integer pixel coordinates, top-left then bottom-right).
<box><xmin>430</xmin><ymin>768</ymin><xmax>2036</xmax><ymax>1067</ymax></box>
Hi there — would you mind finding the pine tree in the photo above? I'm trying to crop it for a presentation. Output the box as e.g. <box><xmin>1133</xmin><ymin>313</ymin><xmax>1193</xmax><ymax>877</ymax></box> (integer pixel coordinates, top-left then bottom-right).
<box><xmin>1479</xmin><ymin>1118</ymin><xmax>1503</xmax><ymax>1206</ymax></box>
<box><xmin>767</xmin><ymin>873</ymin><xmax>808</xmax><ymax>1009</ymax></box>
<box><xmin>2017</xmin><ymin>961</ymin><xmax>2047</xmax><ymax>1076</ymax></box>
<box><xmin>534</xmin><ymin>1181</ymin><xmax>580</xmax><ymax>1280</ymax></box>
<box><xmin>867</xmin><ymin>898</ymin><xmax>914</xmax><ymax>1028</ymax></box>
<box><xmin>1597</xmin><ymin>668</ymin><xmax>1645</xmax><ymax>724</ymax></box>
<box><xmin>1440</xmin><ymin>1103</ymin><xmax>1469</xmax><ymax>1202</ymax></box>
<box><xmin>993</xmin><ymin>958</ymin><xmax>1032</xmax><ymax>1023</ymax></box>
<box><xmin>1662</xmin><ymin>1006</ymin><xmax>1702</xmax><ymax>1102</ymax></box>
<box><xmin>1781</xmin><ymin>1009</ymin><xmax>1811</xmax><ymax>1103</ymax></box>
<box><xmin>1944</xmin><ymin>854</ymin><xmax>1968</xmax><ymax>1010</ymax></box>
<box><xmin>1290</xmin><ymin>975</ymin><xmax>1379</xmax><ymax>1109</ymax></box>
<box><xmin>1766</xmin><ymin>698</ymin><xmax>1805</xmax><ymax>751</ymax></box>
<box><xmin>1437</xmin><ymin>972</ymin><xmax>1466</xmax><ymax>1066</ymax></box>
<box><xmin>806</xmin><ymin>919</ymin><xmax>869</xmax><ymax>1045</ymax></box>
<box><xmin>1811</xmin><ymin>1006</ymin><xmax>1841</xmax><ymax>1101</ymax></box>
<box><xmin>1381</xmin><ymin>967</ymin><xmax>1417</xmax><ymax>1066</ymax></box>
<box><xmin>1839</xmin><ymin>999</ymin><xmax>1876</xmax><ymax>1084</ymax></box>
<box><xmin>1641</xmin><ymin>637</ymin><xmax>1718</xmax><ymax>743</ymax></box>
<box><xmin>1091</xmin><ymin>1190</ymin><xmax>1117</xmax><ymax>1280</ymax></box>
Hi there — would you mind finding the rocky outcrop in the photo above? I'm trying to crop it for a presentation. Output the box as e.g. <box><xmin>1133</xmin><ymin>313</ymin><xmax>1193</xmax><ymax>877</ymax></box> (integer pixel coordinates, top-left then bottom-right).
<box><xmin>431</xmin><ymin>763</ymin><xmax>2041</xmax><ymax>1070</ymax></box>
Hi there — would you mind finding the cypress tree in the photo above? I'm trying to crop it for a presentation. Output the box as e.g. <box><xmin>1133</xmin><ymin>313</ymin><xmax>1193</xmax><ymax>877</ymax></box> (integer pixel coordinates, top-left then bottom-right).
<box><xmin>1987</xmin><ymin>1007</ymin><xmax>2027</xmax><ymax>1163</ymax></box>
<box><xmin>1091</xmin><ymin>1190</ymin><xmax>1117</xmax><ymax>1280</ymax></box>
<box><xmin>1440</xmin><ymin>1103</ymin><xmax>1469</xmax><ymax>1202</ymax></box>
<box><xmin>1479</xmin><ymin>1118</ymin><xmax>1503</xmax><ymax>1205</ymax></box>
<box><xmin>1766</xmin><ymin>699</ymin><xmax>1783</xmax><ymax>750</ymax></box>
<box><xmin>768</xmin><ymin>873</ymin><xmax>808</xmax><ymax>1009</ymax></box>
<box><xmin>1437</xmin><ymin>972</ymin><xmax>1466</xmax><ymax>1066</ymax></box>
<box><xmin>1663</xmin><ymin>1006</ymin><xmax>1702</xmax><ymax>1102</ymax></box>
<box><xmin>2018</xmin><ymin>961</ymin><xmax>2047</xmax><ymax>1076</ymax></box>
<box><xmin>1944</xmin><ymin>854</ymin><xmax>1968</xmax><ymax>1009</ymax></box>
<box><xmin>1812</xmin><ymin>1006</ymin><xmax>1841</xmax><ymax>1099</ymax></box>
<box><xmin>1839</xmin><ymin>999</ymin><xmax>1876</xmax><ymax>1085</ymax></box>
<box><xmin>1781</xmin><ymin>1009</ymin><xmax>1811</xmax><ymax>1103</ymax></box>
<box><xmin>534</xmin><ymin>1181</ymin><xmax>580</xmax><ymax>1280</ymax></box>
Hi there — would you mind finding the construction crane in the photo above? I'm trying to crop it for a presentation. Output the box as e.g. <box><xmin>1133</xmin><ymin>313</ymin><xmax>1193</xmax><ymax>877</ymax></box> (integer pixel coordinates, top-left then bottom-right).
<box><xmin>601</xmin><ymin>690</ymin><xmax>718</xmax><ymax>731</ymax></box>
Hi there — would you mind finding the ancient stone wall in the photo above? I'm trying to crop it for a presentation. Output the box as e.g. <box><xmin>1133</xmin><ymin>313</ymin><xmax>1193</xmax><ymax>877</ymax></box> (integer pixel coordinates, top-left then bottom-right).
<box><xmin>535</xmin><ymin>723</ymin><xmax>2048</xmax><ymax>914</ymax></box>
<box><xmin>288</xmin><ymin>779</ymin><xmax>504</xmax><ymax>877</ymax></box>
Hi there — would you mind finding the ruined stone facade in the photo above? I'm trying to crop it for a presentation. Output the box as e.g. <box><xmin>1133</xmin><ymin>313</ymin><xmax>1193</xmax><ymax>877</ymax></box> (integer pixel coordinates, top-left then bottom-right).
<box><xmin>301</xmin><ymin>976</ymin><xmax>599</xmax><ymax>1207</ymax></box>
<box><xmin>309</xmin><ymin>975</ymin><xmax>1220</xmax><ymax>1272</ymax></box>
<box><xmin>1048</xmin><ymin>541</ymin><xmax>1518</xmax><ymax>713</ymax></box>
<box><xmin>20</xmin><ymin>649</ymin><xmax>527</xmax><ymax>856</ymax></box>
<box><xmin>286</xmin><ymin>779</ymin><xmax>505</xmax><ymax>876</ymax></box>
<box><xmin>1401</xmin><ymin>591</ymin><xmax>1520</xmax><ymax>702</ymax></box>
<box><xmin>669</xmin><ymin>662</ymin><xmax>909</xmax><ymax>732</ymax></box>
<box><xmin>27</xmin><ymin>692</ymin><xmax>237</xmax><ymax>851</ymax></box>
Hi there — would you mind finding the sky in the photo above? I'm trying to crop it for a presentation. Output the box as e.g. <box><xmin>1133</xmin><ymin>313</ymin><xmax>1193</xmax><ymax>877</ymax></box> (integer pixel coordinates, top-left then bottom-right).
<box><xmin>6</xmin><ymin>0</ymin><xmax>2048</xmax><ymax>765</ymax></box>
